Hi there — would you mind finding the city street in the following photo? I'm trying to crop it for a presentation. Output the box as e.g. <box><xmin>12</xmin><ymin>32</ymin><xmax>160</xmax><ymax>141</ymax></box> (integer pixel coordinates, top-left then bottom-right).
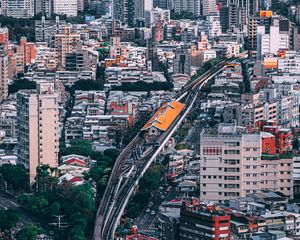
<box><xmin>134</xmin><ymin>183</ymin><xmax>174</xmax><ymax>238</ymax></box>
<box><xmin>0</xmin><ymin>191</ymin><xmax>46</xmax><ymax>232</ymax></box>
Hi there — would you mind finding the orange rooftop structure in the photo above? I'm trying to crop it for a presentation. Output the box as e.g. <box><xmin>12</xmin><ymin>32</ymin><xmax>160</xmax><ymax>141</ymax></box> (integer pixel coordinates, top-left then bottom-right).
<box><xmin>142</xmin><ymin>100</ymin><xmax>185</xmax><ymax>135</ymax></box>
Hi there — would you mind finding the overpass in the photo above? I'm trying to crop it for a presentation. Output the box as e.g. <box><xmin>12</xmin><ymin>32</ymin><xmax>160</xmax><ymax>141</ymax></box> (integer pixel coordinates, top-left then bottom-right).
<box><xmin>93</xmin><ymin>54</ymin><xmax>246</xmax><ymax>240</ymax></box>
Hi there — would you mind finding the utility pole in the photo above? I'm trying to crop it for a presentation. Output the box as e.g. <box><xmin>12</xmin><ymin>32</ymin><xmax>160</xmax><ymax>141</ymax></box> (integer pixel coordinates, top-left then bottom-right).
<box><xmin>48</xmin><ymin>215</ymin><xmax>69</xmax><ymax>229</ymax></box>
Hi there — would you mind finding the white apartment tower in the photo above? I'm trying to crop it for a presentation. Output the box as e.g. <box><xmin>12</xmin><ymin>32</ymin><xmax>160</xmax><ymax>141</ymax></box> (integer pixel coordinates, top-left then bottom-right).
<box><xmin>174</xmin><ymin>0</ymin><xmax>201</xmax><ymax>17</ymax></box>
<box><xmin>17</xmin><ymin>82</ymin><xmax>59</xmax><ymax>185</ymax></box>
<box><xmin>53</xmin><ymin>0</ymin><xmax>78</xmax><ymax>17</ymax></box>
<box><xmin>257</xmin><ymin>25</ymin><xmax>289</xmax><ymax>60</ymax></box>
<box><xmin>202</xmin><ymin>0</ymin><xmax>217</xmax><ymax>16</ymax></box>
<box><xmin>1</xmin><ymin>0</ymin><xmax>34</xmax><ymax>18</ymax></box>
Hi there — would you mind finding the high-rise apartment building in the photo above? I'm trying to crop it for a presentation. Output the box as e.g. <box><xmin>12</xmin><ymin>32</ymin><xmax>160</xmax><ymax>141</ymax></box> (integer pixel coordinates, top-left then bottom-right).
<box><xmin>256</xmin><ymin>25</ymin><xmax>289</xmax><ymax>60</ymax></box>
<box><xmin>17</xmin><ymin>82</ymin><xmax>59</xmax><ymax>185</ymax></box>
<box><xmin>65</xmin><ymin>44</ymin><xmax>91</xmax><ymax>72</ymax></box>
<box><xmin>0</xmin><ymin>28</ymin><xmax>9</xmax><ymax>101</ymax></box>
<box><xmin>0</xmin><ymin>54</ymin><xmax>8</xmax><ymax>102</ymax></box>
<box><xmin>248</xmin><ymin>13</ymin><xmax>272</xmax><ymax>51</ymax></box>
<box><xmin>219</xmin><ymin>0</ymin><xmax>260</xmax><ymax>33</ymax></box>
<box><xmin>174</xmin><ymin>0</ymin><xmax>201</xmax><ymax>17</ymax></box>
<box><xmin>113</xmin><ymin>0</ymin><xmax>152</xmax><ymax>26</ymax></box>
<box><xmin>35</xmin><ymin>0</ymin><xmax>52</xmax><ymax>18</ymax></box>
<box><xmin>113</xmin><ymin>0</ymin><xmax>129</xmax><ymax>25</ymax></box>
<box><xmin>54</xmin><ymin>26</ymin><xmax>81</xmax><ymax>68</ymax></box>
<box><xmin>202</xmin><ymin>0</ymin><xmax>217</xmax><ymax>16</ymax></box>
<box><xmin>153</xmin><ymin>0</ymin><xmax>171</xmax><ymax>9</ymax></box>
<box><xmin>53</xmin><ymin>0</ymin><xmax>78</xmax><ymax>17</ymax></box>
<box><xmin>173</xmin><ymin>46</ymin><xmax>192</xmax><ymax>76</ymax></box>
<box><xmin>77</xmin><ymin>0</ymin><xmax>85</xmax><ymax>12</ymax></box>
<box><xmin>145</xmin><ymin>7</ymin><xmax>170</xmax><ymax>28</ymax></box>
<box><xmin>35</xmin><ymin>16</ymin><xmax>66</xmax><ymax>47</ymax></box>
<box><xmin>200</xmin><ymin>124</ymin><xmax>293</xmax><ymax>202</ymax></box>
<box><xmin>1</xmin><ymin>0</ymin><xmax>34</xmax><ymax>18</ymax></box>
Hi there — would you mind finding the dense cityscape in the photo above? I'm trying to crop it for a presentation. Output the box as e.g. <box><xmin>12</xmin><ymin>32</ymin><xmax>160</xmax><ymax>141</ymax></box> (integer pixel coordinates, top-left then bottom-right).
<box><xmin>1</xmin><ymin>0</ymin><xmax>300</xmax><ymax>240</ymax></box>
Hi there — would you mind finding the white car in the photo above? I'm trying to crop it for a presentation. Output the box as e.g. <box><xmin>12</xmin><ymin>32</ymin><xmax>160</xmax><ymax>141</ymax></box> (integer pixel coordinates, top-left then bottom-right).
<box><xmin>146</xmin><ymin>208</ymin><xmax>150</xmax><ymax>213</ymax></box>
<box><xmin>150</xmin><ymin>210</ymin><xmax>156</xmax><ymax>215</ymax></box>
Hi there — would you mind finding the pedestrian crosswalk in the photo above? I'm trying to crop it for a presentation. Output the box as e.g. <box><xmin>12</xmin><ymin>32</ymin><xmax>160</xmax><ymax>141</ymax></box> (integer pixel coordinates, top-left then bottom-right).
<box><xmin>138</xmin><ymin>229</ymin><xmax>157</xmax><ymax>235</ymax></box>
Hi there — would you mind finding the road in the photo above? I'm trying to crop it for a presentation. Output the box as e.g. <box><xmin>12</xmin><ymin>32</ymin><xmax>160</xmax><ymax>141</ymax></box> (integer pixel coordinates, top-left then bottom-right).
<box><xmin>0</xmin><ymin>191</ymin><xmax>47</xmax><ymax>232</ymax></box>
<box><xmin>135</xmin><ymin>184</ymin><xmax>173</xmax><ymax>238</ymax></box>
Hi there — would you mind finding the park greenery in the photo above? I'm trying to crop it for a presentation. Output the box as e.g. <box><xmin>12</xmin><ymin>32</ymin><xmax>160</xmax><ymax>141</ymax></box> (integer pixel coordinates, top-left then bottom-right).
<box><xmin>0</xmin><ymin>164</ymin><xmax>29</xmax><ymax>191</ymax></box>
<box><xmin>0</xmin><ymin>207</ymin><xmax>41</xmax><ymax>240</ymax></box>
<box><xmin>8</xmin><ymin>79</ymin><xmax>36</xmax><ymax>94</ymax></box>
<box><xmin>60</xmin><ymin>139</ymin><xmax>118</xmax><ymax>196</ymax></box>
<box><xmin>112</xmin><ymin>81</ymin><xmax>174</xmax><ymax>92</ymax></box>
<box><xmin>0</xmin><ymin>139</ymin><xmax>118</xmax><ymax>239</ymax></box>
<box><xmin>0</xmin><ymin>16</ymin><xmax>35</xmax><ymax>42</ymax></box>
<box><xmin>0</xmin><ymin>209</ymin><xmax>19</xmax><ymax>233</ymax></box>
<box><xmin>16</xmin><ymin>224</ymin><xmax>41</xmax><ymax>240</ymax></box>
<box><xmin>271</xmin><ymin>0</ymin><xmax>289</xmax><ymax>17</ymax></box>
<box><xmin>18</xmin><ymin>170</ymin><xmax>96</xmax><ymax>240</ymax></box>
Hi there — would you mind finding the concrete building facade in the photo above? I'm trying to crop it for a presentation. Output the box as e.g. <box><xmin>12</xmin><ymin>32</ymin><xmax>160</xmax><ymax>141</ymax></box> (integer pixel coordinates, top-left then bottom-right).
<box><xmin>17</xmin><ymin>82</ymin><xmax>59</xmax><ymax>185</ymax></box>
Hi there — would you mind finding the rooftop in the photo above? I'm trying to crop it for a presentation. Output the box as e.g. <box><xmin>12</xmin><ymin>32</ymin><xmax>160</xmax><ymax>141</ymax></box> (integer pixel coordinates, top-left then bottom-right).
<box><xmin>141</xmin><ymin>100</ymin><xmax>185</xmax><ymax>132</ymax></box>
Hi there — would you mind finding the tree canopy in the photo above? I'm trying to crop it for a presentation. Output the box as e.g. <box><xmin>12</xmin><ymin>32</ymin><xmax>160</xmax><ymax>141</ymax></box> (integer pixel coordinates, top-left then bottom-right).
<box><xmin>8</xmin><ymin>79</ymin><xmax>36</xmax><ymax>94</ymax></box>
<box><xmin>0</xmin><ymin>16</ymin><xmax>35</xmax><ymax>42</ymax></box>
<box><xmin>16</xmin><ymin>224</ymin><xmax>41</xmax><ymax>240</ymax></box>
<box><xmin>0</xmin><ymin>209</ymin><xmax>19</xmax><ymax>232</ymax></box>
<box><xmin>112</xmin><ymin>81</ymin><xmax>173</xmax><ymax>92</ymax></box>
<box><xmin>0</xmin><ymin>164</ymin><xmax>29</xmax><ymax>191</ymax></box>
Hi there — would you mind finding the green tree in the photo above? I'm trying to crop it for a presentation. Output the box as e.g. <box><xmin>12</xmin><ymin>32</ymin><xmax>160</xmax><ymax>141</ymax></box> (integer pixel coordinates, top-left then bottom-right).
<box><xmin>62</xmin><ymin>139</ymin><xmax>93</xmax><ymax>156</ymax></box>
<box><xmin>36</xmin><ymin>165</ymin><xmax>58</xmax><ymax>193</ymax></box>
<box><xmin>1</xmin><ymin>164</ymin><xmax>29</xmax><ymax>191</ymax></box>
<box><xmin>71</xmin><ymin>79</ymin><xmax>104</xmax><ymax>92</ymax></box>
<box><xmin>16</xmin><ymin>224</ymin><xmax>41</xmax><ymax>240</ymax></box>
<box><xmin>0</xmin><ymin>209</ymin><xmax>19</xmax><ymax>232</ymax></box>
<box><xmin>98</xmin><ymin>48</ymin><xmax>109</xmax><ymax>61</ymax></box>
<box><xmin>8</xmin><ymin>79</ymin><xmax>36</xmax><ymax>94</ymax></box>
<box><xmin>293</xmin><ymin>138</ymin><xmax>299</xmax><ymax>150</ymax></box>
<box><xmin>103</xmin><ymin>148</ymin><xmax>119</xmax><ymax>162</ymax></box>
<box><xmin>112</xmin><ymin>81</ymin><xmax>173</xmax><ymax>92</ymax></box>
<box><xmin>0</xmin><ymin>16</ymin><xmax>35</xmax><ymax>42</ymax></box>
